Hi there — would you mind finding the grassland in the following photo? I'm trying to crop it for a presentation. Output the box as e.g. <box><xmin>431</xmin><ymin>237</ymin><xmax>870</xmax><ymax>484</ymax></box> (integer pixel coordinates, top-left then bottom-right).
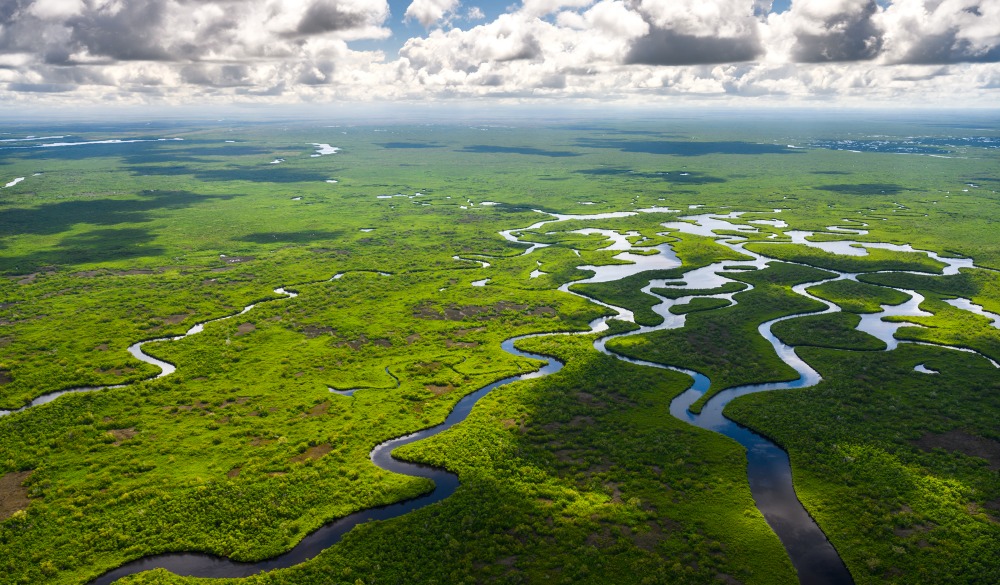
<box><xmin>741</xmin><ymin>244</ymin><xmax>947</xmax><ymax>274</ymax></box>
<box><xmin>807</xmin><ymin>279</ymin><xmax>911</xmax><ymax>314</ymax></box>
<box><xmin>668</xmin><ymin>296</ymin><xmax>733</xmax><ymax>315</ymax></box>
<box><xmin>0</xmin><ymin>113</ymin><xmax>998</xmax><ymax>584</ymax></box>
<box><xmin>770</xmin><ymin>312</ymin><xmax>887</xmax><ymax>351</ymax></box>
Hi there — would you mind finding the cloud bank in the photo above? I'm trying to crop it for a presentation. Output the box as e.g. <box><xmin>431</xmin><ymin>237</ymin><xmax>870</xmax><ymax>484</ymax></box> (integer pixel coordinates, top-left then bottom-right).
<box><xmin>0</xmin><ymin>0</ymin><xmax>997</xmax><ymax>106</ymax></box>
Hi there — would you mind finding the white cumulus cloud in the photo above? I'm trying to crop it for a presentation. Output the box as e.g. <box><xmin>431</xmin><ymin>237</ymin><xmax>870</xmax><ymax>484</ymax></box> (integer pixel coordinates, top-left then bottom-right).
<box><xmin>625</xmin><ymin>0</ymin><xmax>765</xmax><ymax>65</ymax></box>
<box><xmin>879</xmin><ymin>0</ymin><xmax>1000</xmax><ymax>64</ymax></box>
<box><xmin>0</xmin><ymin>0</ymin><xmax>996</xmax><ymax>107</ymax></box>
<box><xmin>520</xmin><ymin>0</ymin><xmax>596</xmax><ymax>18</ymax></box>
<box><xmin>404</xmin><ymin>0</ymin><xmax>461</xmax><ymax>27</ymax></box>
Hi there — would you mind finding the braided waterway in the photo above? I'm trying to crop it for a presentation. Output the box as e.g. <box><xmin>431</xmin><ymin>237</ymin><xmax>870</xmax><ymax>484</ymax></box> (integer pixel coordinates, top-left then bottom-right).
<box><xmin>89</xmin><ymin>213</ymin><xmax>680</xmax><ymax>583</ymax></box>
<box><xmin>590</xmin><ymin>211</ymin><xmax>995</xmax><ymax>584</ymax></box>
<box><xmin>20</xmin><ymin>208</ymin><xmax>988</xmax><ymax>584</ymax></box>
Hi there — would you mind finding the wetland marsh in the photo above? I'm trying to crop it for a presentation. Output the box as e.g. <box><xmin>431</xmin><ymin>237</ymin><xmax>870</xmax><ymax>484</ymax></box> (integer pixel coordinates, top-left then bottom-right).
<box><xmin>1</xmin><ymin>114</ymin><xmax>998</xmax><ymax>584</ymax></box>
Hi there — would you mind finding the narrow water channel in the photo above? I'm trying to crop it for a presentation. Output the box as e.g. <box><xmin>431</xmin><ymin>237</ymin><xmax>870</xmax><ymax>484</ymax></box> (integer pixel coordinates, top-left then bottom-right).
<box><xmin>92</xmin><ymin>336</ymin><xmax>562</xmax><ymax>584</ymax></box>
<box><xmin>0</xmin><ymin>288</ymin><xmax>298</xmax><ymax>418</ymax></box>
<box><xmin>61</xmin><ymin>209</ymin><xmax>996</xmax><ymax>584</ymax></box>
<box><xmin>574</xmin><ymin>217</ymin><xmax>855</xmax><ymax>584</ymax></box>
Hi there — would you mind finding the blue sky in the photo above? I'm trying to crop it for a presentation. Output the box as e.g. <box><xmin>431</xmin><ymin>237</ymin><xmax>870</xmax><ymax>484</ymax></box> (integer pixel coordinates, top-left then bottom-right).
<box><xmin>368</xmin><ymin>0</ymin><xmax>524</xmax><ymax>54</ymax></box>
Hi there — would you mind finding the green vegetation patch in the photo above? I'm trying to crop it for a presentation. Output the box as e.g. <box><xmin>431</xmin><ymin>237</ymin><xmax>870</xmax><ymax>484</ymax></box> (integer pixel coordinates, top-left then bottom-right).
<box><xmin>771</xmin><ymin>312</ymin><xmax>887</xmax><ymax>351</ymax></box>
<box><xmin>570</xmin><ymin>269</ymin><xmax>681</xmax><ymax>327</ymax></box>
<box><xmin>860</xmin><ymin>268</ymin><xmax>1000</xmax><ymax>315</ymax></box>
<box><xmin>230</xmin><ymin>332</ymin><xmax>798</xmax><ymax>585</ymax></box>
<box><xmin>670</xmin><ymin>232</ymin><xmax>752</xmax><ymax>268</ymax></box>
<box><xmin>2</xmin><ymin>118</ymin><xmax>999</xmax><ymax>585</ymax></box>
<box><xmin>883</xmin><ymin>293</ymin><xmax>1000</xmax><ymax>363</ymax></box>
<box><xmin>652</xmin><ymin>281</ymin><xmax>747</xmax><ymax>300</ymax></box>
<box><xmin>607</xmin><ymin>262</ymin><xmax>833</xmax><ymax>412</ymax></box>
<box><xmin>726</xmin><ymin>344</ymin><xmax>1000</xmax><ymax>584</ymax></box>
<box><xmin>808</xmin><ymin>279</ymin><xmax>912</xmax><ymax>313</ymax></box>
<box><xmin>570</xmin><ymin>232</ymin><xmax>751</xmax><ymax>327</ymax></box>
<box><xmin>0</xmin><ymin>268</ymin><xmax>279</xmax><ymax>408</ymax></box>
<box><xmin>746</xmin><ymin>243</ymin><xmax>946</xmax><ymax>274</ymax></box>
<box><xmin>669</xmin><ymin>297</ymin><xmax>731</xmax><ymax>315</ymax></box>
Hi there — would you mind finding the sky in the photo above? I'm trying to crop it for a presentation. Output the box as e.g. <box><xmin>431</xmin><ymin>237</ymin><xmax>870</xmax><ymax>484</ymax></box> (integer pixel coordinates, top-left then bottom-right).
<box><xmin>0</xmin><ymin>0</ymin><xmax>998</xmax><ymax>111</ymax></box>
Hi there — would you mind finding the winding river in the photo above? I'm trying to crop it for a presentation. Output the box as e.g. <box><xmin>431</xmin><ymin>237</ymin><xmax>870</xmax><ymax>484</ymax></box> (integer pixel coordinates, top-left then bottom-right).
<box><xmin>7</xmin><ymin>209</ymin><xmax>993</xmax><ymax>584</ymax></box>
<box><xmin>91</xmin><ymin>336</ymin><xmax>563</xmax><ymax>584</ymax></box>
<box><xmin>508</xmin><ymin>210</ymin><xmax>994</xmax><ymax>584</ymax></box>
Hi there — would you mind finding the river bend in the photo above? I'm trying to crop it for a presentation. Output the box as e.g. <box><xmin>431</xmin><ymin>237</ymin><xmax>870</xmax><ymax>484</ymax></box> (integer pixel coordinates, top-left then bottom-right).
<box><xmin>28</xmin><ymin>209</ymin><xmax>995</xmax><ymax>584</ymax></box>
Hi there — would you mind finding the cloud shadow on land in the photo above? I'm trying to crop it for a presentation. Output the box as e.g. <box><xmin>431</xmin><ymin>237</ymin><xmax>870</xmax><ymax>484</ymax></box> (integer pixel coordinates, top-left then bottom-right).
<box><xmin>0</xmin><ymin>190</ymin><xmax>238</xmax><ymax>239</ymax></box>
<box><xmin>3</xmin><ymin>139</ymin><xmax>180</xmax><ymax>162</ymax></box>
<box><xmin>378</xmin><ymin>142</ymin><xmax>444</xmax><ymax>149</ymax></box>
<box><xmin>575</xmin><ymin>168</ymin><xmax>726</xmax><ymax>184</ymax></box>
<box><xmin>6</xmin><ymin>139</ymin><xmax>274</xmax><ymax>163</ymax></box>
<box><xmin>122</xmin><ymin>145</ymin><xmax>275</xmax><ymax>165</ymax></box>
<box><xmin>817</xmin><ymin>184</ymin><xmax>907</xmax><ymax>195</ymax></box>
<box><xmin>574</xmin><ymin>139</ymin><xmax>800</xmax><ymax>156</ymax></box>
<box><xmin>238</xmin><ymin>231</ymin><xmax>343</xmax><ymax>244</ymax></box>
<box><xmin>128</xmin><ymin>165</ymin><xmax>335</xmax><ymax>183</ymax></box>
<box><xmin>0</xmin><ymin>228</ymin><xmax>165</xmax><ymax>273</ymax></box>
<box><xmin>458</xmin><ymin>145</ymin><xmax>582</xmax><ymax>158</ymax></box>
<box><xmin>555</xmin><ymin>125</ymin><xmax>682</xmax><ymax>137</ymax></box>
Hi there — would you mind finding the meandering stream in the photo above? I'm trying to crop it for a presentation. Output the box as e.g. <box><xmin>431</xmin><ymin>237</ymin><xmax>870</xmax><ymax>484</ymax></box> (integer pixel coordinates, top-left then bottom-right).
<box><xmin>0</xmin><ymin>288</ymin><xmax>299</xmax><ymax>418</ymax></box>
<box><xmin>12</xmin><ymin>208</ymin><xmax>990</xmax><ymax>584</ymax></box>
<box><xmin>516</xmin><ymin>209</ymin><xmax>992</xmax><ymax>584</ymax></box>
<box><xmin>91</xmin><ymin>336</ymin><xmax>563</xmax><ymax>584</ymax></box>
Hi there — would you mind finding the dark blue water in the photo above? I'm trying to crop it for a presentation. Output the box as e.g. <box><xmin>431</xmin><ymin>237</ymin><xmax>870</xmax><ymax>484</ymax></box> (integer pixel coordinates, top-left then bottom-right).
<box><xmin>91</xmin><ymin>337</ymin><xmax>562</xmax><ymax>584</ymax></box>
